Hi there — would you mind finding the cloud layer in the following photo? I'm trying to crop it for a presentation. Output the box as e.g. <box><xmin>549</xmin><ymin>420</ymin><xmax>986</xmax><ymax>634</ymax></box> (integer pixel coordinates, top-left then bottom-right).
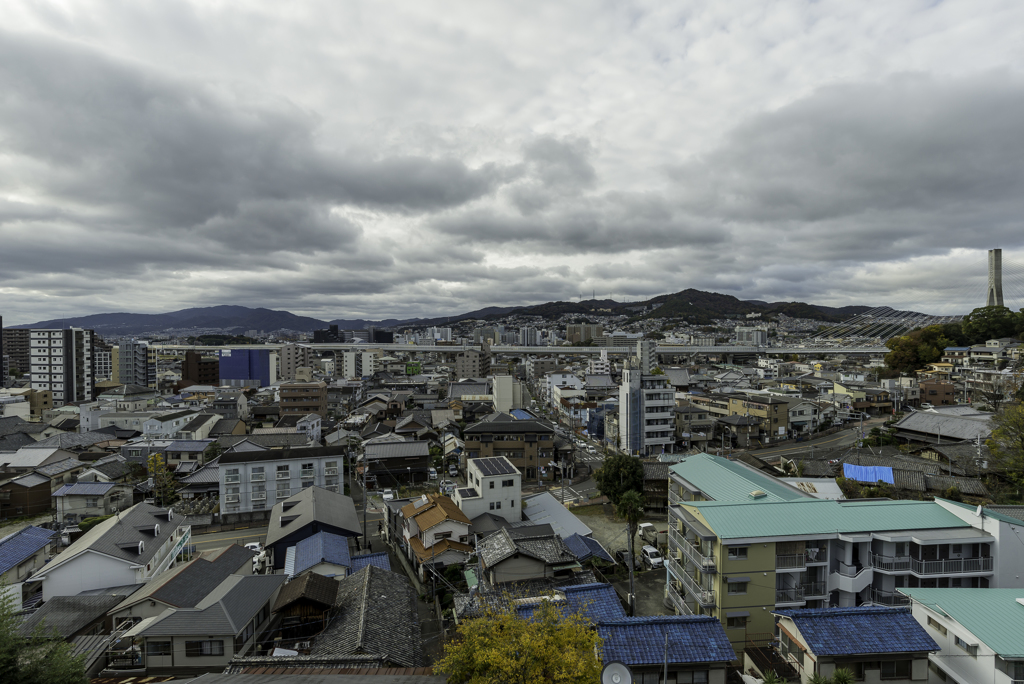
<box><xmin>2</xmin><ymin>1</ymin><xmax>1024</xmax><ymax>325</ymax></box>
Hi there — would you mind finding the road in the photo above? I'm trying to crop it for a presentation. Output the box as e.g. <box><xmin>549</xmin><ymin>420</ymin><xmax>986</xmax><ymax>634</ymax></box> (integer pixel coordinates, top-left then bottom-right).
<box><xmin>738</xmin><ymin>417</ymin><xmax>891</xmax><ymax>459</ymax></box>
<box><xmin>191</xmin><ymin>526</ymin><xmax>269</xmax><ymax>551</ymax></box>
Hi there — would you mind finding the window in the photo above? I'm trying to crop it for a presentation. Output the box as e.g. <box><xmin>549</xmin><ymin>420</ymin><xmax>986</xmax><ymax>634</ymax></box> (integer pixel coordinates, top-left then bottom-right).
<box><xmin>881</xmin><ymin>660</ymin><xmax>911</xmax><ymax>679</ymax></box>
<box><xmin>489</xmin><ymin>481</ymin><xmax>494</xmax><ymax>489</ymax></box>
<box><xmin>146</xmin><ymin>641</ymin><xmax>172</xmax><ymax>657</ymax></box>
<box><xmin>955</xmin><ymin>635</ymin><xmax>977</xmax><ymax>657</ymax></box>
<box><xmin>676</xmin><ymin>672</ymin><xmax>708</xmax><ymax>684</ymax></box>
<box><xmin>928</xmin><ymin>661</ymin><xmax>948</xmax><ymax>682</ymax></box>
<box><xmin>86</xmin><ymin>498</ymin><xmax>98</xmax><ymax>508</ymax></box>
<box><xmin>495</xmin><ymin>501</ymin><xmax>501</xmax><ymax>509</ymax></box>
<box><xmin>489</xmin><ymin>502</ymin><xmax>495</xmax><ymax>510</ymax></box>
<box><xmin>185</xmin><ymin>640</ymin><xmax>224</xmax><ymax>657</ymax></box>
<box><xmin>502</xmin><ymin>479</ymin><xmax>514</xmax><ymax>487</ymax></box>
<box><xmin>927</xmin><ymin>617</ymin><xmax>947</xmax><ymax>636</ymax></box>
<box><xmin>727</xmin><ymin>617</ymin><xmax>747</xmax><ymax>629</ymax></box>
<box><xmin>728</xmin><ymin>547</ymin><xmax>748</xmax><ymax>560</ymax></box>
<box><xmin>727</xmin><ymin>581</ymin><xmax>748</xmax><ymax>595</ymax></box>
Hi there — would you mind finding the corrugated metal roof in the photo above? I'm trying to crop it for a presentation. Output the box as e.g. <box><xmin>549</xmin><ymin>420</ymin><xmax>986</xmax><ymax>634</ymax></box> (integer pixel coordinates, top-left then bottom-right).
<box><xmin>903</xmin><ymin>588</ymin><xmax>1024</xmax><ymax>657</ymax></box>
<box><xmin>669</xmin><ymin>453</ymin><xmax>809</xmax><ymax>503</ymax></box>
<box><xmin>685</xmin><ymin>498</ymin><xmax>974</xmax><ymax>540</ymax></box>
<box><xmin>52</xmin><ymin>482</ymin><xmax>118</xmax><ymax>497</ymax></box>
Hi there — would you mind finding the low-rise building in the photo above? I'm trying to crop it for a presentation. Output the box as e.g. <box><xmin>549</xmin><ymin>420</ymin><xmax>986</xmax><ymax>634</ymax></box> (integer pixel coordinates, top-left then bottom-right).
<box><xmin>401</xmin><ymin>493</ymin><xmax>473</xmax><ymax>575</ymax></box>
<box><xmin>453</xmin><ymin>456</ymin><xmax>521</xmax><ymax>524</ymax></box>
<box><xmin>264</xmin><ymin>486</ymin><xmax>361</xmax><ymax>570</ymax></box>
<box><xmin>219</xmin><ymin>445</ymin><xmax>347</xmax><ymax>516</ymax></box>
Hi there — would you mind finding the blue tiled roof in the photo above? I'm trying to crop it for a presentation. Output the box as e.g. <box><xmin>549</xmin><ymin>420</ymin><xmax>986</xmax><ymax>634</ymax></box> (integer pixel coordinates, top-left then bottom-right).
<box><xmin>294</xmin><ymin>531</ymin><xmax>351</xmax><ymax>575</ymax></box>
<box><xmin>563</xmin><ymin>533</ymin><xmax>614</xmax><ymax>563</ymax></box>
<box><xmin>348</xmin><ymin>551</ymin><xmax>391</xmax><ymax>574</ymax></box>
<box><xmin>517</xmin><ymin>583</ymin><xmax>626</xmax><ymax>623</ymax></box>
<box><xmin>776</xmin><ymin>607</ymin><xmax>939</xmax><ymax>656</ymax></box>
<box><xmin>52</xmin><ymin>482</ymin><xmax>117</xmax><ymax>497</ymax></box>
<box><xmin>598</xmin><ymin>615</ymin><xmax>734</xmax><ymax>666</ymax></box>
<box><xmin>0</xmin><ymin>526</ymin><xmax>55</xmax><ymax>576</ymax></box>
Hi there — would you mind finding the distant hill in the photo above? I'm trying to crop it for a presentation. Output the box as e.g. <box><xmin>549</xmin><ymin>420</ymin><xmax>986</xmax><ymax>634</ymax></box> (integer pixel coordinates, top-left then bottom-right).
<box><xmin>13</xmin><ymin>306</ymin><xmax>330</xmax><ymax>336</ymax></box>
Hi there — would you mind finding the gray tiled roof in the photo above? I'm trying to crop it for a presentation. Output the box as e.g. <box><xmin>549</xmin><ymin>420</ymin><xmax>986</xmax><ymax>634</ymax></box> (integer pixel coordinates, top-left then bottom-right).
<box><xmin>987</xmin><ymin>505</ymin><xmax>1024</xmax><ymax>523</ymax></box>
<box><xmin>34</xmin><ymin>458</ymin><xmax>86</xmax><ymax>477</ymax></box>
<box><xmin>139</xmin><ymin>574</ymin><xmax>287</xmax><ymax>637</ymax></box>
<box><xmin>310</xmin><ymin>565</ymin><xmax>423</xmax><ymax>668</ymax></box>
<box><xmin>265</xmin><ymin>487</ymin><xmax>361</xmax><ymax>548</ymax></box>
<box><xmin>893</xmin><ymin>411</ymin><xmax>993</xmax><ymax>441</ymax></box>
<box><xmin>33</xmin><ymin>503</ymin><xmax>186</xmax><ymax>578</ymax></box>
<box><xmin>478</xmin><ymin>526</ymin><xmax>576</xmax><ymax>567</ymax></box>
<box><xmin>19</xmin><ymin>594</ymin><xmax>129</xmax><ymax>638</ymax></box>
<box><xmin>113</xmin><ymin>544</ymin><xmax>255</xmax><ymax>611</ymax></box>
<box><xmin>32</xmin><ymin>431</ymin><xmax>114</xmax><ymax>450</ymax></box>
<box><xmin>0</xmin><ymin>416</ymin><xmax>49</xmax><ymax>436</ymax></box>
<box><xmin>363</xmin><ymin>441</ymin><xmax>429</xmax><ymax>459</ymax></box>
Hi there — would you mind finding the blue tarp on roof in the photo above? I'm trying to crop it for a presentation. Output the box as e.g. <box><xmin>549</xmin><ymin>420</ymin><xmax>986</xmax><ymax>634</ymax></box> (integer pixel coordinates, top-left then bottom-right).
<box><xmin>598</xmin><ymin>615</ymin><xmax>734</xmax><ymax>666</ymax></box>
<box><xmin>0</xmin><ymin>526</ymin><xmax>54</xmax><ymax>575</ymax></box>
<box><xmin>843</xmin><ymin>463</ymin><xmax>895</xmax><ymax>484</ymax></box>
<box><xmin>516</xmin><ymin>583</ymin><xmax>626</xmax><ymax>623</ymax></box>
<box><xmin>509</xmin><ymin>409</ymin><xmax>534</xmax><ymax>420</ymax></box>
<box><xmin>776</xmin><ymin>607</ymin><xmax>939</xmax><ymax>656</ymax></box>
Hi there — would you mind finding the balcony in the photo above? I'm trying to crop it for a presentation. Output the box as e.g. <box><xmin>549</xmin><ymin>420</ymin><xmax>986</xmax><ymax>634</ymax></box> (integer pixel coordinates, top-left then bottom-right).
<box><xmin>911</xmin><ymin>556</ymin><xmax>993</xmax><ymax>575</ymax></box>
<box><xmin>276</xmin><ymin>472</ymin><xmax>290</xmax><ymax>480</ymax></box>
<box><xmin>776</xmin><ymin>553</ymin><xmax>805</xmax><ymax>570</ymax></box>
<box><xmin>775</xmin><ymin>587</ymin><xmax>805</xmax><ymax>604</ymax></box>
<box><xmin>667</xmin><ymin>586</ymin><xmax>695</xmax><ymax>616</ymax></box>
<box><xmin>276</xmin><ymin>490</ymin><xmax>291</xmax><ymax>498</ymax></box>
<box><xmin>801</xmin><ymin>581</ymin><xmax>827</xmax><ymax>597</ymax></box>
<box><xmin>872</xmin><ymin>554</ymin><xmax>912</xmax><ymax>572</ymax></box>
<box><xmin>252</xmin><ymin>492</ymin><xmax>266</xmax><ymax>500</ymax></box>
<box><xmin>224</xmin><ymin>475</ymin><xmax>240</xmax><ymax>484</ymax></box>
<box><xmin>671</xmin><ymin>529</ymin><xmax>716</xmax><ymax>573</ymax></box>
<box><xmin>325</xmin><ymin>467</ymin><xmax>338</xmax><ymax>476</ymax></box>
<box><xmin>300</xmin><ymin>469</ymin><xmax>315</xmax><ymax>478</ymax></box>
<box><xmin>867</xmin><ymin>588</ymin><xmax>911</xmax><ymax>606</ymax></box>
<box><xmin>668</xmin><ymin>557</ymin><xmax>715</xmax><ymax>607</ymax></box>
<box><xmin>250</xmin><ymin>473</ymin><xmax>265</xmax><ymax>482</ymax></box>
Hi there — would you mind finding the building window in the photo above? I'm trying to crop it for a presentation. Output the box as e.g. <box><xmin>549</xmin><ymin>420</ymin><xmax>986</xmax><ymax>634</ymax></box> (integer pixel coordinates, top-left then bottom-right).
<box><xmin>185</xmin><ymin>640</ymin><xmax>224</xmax><ymax>657</ymax></box>
<box><xmin>502</xmin><ymin>479</ymin><xmax>514</xmax><ymax>487</ymax></box>
<box><xmin>146</xmin><ymin>641</ymin><xmax>172</xmax><ymax>657</ymax></box>
<box><xmin>927</xmin><ymin>617</ymin><xmax>947</xmax><ymax>636</ymax></box>
<box><xmin>727</xmin><ymin>547</ymin><xmax>748</xmax><ymax>560</ymax></box>
<box><xmin>727</xmin><ymin>617</ymin><xmax>747</xmax><ymax>629</ymax></box>
<box><xmin>727</xmin><ymin>581</ymin><xmax>748</xmax><ymax>595</ymax></box>
<box><xmin>85</xmin><ymin>498</ymin><xmax>98</xmax><ymax>508</ymax></box>
<box><xmin>954</xmin><ymin>635</ymin><xmax>977</xmax><ymax>657</ymax></box>
<box><xmin>881</xmin><ymin>660</ymin><xmax>912</xmax><ymax>679</ymax></box>
<box><xmin>489</xmin><ymin>481</ymin><xmax>494</xmax><ymax>489</ymax></box>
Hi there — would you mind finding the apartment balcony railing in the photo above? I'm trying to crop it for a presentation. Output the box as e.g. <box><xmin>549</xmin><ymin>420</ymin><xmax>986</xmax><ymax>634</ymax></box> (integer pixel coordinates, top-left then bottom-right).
<box><xmin>911</xmin><ymin>556</ymin><xmax>993</xmax><ymax>575</ymax></box>
<box><xmin>868</xmin><ymin>588</ymin><xmax>911</xmax><ymax>606</ymax></box>
<box><xmin>872</xmin><ymin>554</ymin><xmax>912</xmax><ymax>572</ymax></box>
<box><xmin>669</xmin><ymin>527</ymin><xmax>715</xmax><ymax>572</ymax></box>
<box><xmin>805</xmin><ymin>547</ymin><xmax>828</xmax><ymax>564</ymax></box>
<box><xmin>776</xmin><ymin>553</ymin><xmax>806</xmax><ymax>570</ymax></box>
<box><xmin>670</xmin><ymin>558</ymin><xmax>715</xmax><ymax>607</ymax></box>
<box><xmin>775</xmin><ymin>587</ymin><xmax>805</xmax><ymax>604</ymax></box>
<box><xmin>667</xmin><ymin>585</ymin><xmax>695</xmax><ymax>616</ymax></box>
<box><xmin>668</xmin><ymin>489</ymin><xmax>685</xmax><ymax>505</ymax></box>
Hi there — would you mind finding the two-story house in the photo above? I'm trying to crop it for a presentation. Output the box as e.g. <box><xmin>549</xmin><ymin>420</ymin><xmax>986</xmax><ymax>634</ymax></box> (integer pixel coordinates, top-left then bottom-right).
<box><xmin>463</xmin><ymin>413</ymin><xmax>558</xmax><ymax>482</ymax></box>
<box><xmin>453</xmin><ymin>456</ymin><xmax>521</xmax><ymax>524</ymax></box>
<box><xmin>401</xmin><ymin>493</ymin><xmax>472</xmax><ymax>577</ymax></box>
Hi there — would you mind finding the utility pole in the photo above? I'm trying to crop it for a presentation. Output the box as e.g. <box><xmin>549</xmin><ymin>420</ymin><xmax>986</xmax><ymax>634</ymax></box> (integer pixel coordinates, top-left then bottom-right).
<box><xmin>362</xmin><ymin>455</ymin><xmax>369</xmax><ymax>545</ymax></box>
<box><xmin>627</xmin><ymin>522</ymin><xmax>636</xmax><ymax>616</ymax></box>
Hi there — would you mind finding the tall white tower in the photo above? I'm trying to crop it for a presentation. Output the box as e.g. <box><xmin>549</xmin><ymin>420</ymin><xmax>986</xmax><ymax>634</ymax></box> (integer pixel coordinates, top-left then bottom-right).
<box><xmin>987</xmin><ymin>248</ymin><xmax>1004</xmax><ymax>308</ymax></box>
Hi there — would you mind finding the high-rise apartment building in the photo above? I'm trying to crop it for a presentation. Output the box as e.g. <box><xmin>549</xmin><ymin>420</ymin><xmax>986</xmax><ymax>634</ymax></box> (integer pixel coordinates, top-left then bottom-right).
<box><xmin>618</xmin><ymin>358</ymin><xmax>674</xmax><ymax>455</ymax></box>
<box><xmin>183</xmin><ymin>350</ymin><xmax>220</xmax><ymax>385</ymax></box>
<box><xmin>28</xmin><ymin>328</ymin><xmax>95</xmax><ymax>406</ymax></box>
<box><xmin>589</xmin><ymin>350</ymin><xmax>611</xmax><ymax>375</ymax></box>
<box><xmin>1</xmin><ymin>327</ymin><xmax>30</xmax><ymax>378</ymax></box>
<box><xmin>735</xmin><ymin>326</ymin><xmax>768</xmax><ymax>346</ymax></box>
<box><xmin>455</xmin><ymin>345</ymin><xmax>491</xmax><ymax>379</ymax></box>
<box><xmin>339</xmin><ymin>350</ymin><xmax>379</xmax><ymax>379</ymax></box>
<box><xmin>279</xmin><ymin>343</ymin><xmax>311</xmax><ymax>381</ymax></box>
<box><xmin>279</xmin><ymin>380</ymin><xmax>328</xmax><ymax>418</ymax></box>
<box><xmin>566</xmin><ymin>324</ymin><xmax>603</xmax><ymax>345</ymax></box>
<box><xmin>117</xmin><ymin>340</ymin><xmax>156</xmax><ymax>389</ymax></box>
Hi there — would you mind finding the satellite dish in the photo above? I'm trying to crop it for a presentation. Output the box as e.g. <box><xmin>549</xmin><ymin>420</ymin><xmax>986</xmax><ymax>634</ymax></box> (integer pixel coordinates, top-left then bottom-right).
<box><xmin>601</xmin><ymin>661</ymin><xmax>633</xmax><ymax>684</ymax></box>
<box><xmin>976</xmin><ymin>505</ymin><xmax>984</xmax><ymax>517</ymax></box>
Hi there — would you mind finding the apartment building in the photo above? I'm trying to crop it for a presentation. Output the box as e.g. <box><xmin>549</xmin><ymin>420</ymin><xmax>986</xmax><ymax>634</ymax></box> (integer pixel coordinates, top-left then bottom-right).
<box><xmin>339</xmin><ymin>350</ymin><xmax>379</xmax><ymax>379</ymax></box>
<box><xmin>455</xmin><ymin>347</ymin><xmax>491</xmax><ymax>379</ymax></box>
<box><xmin>182</xmin><ymin>351</ymin><xmax>219</xmax><ymax>385</ymax></box>
<box><xmin>279</xmin><ymin>380</ymin><xmax>327</xmax><ymax>418</ymax></box>
<box><xmin>566</xmin><ymin>324</ymin><xmax>603</xmax><ymax>345</ymax></box>
<box><xmin>619</xmin><ymin>360</ymin><xmax>674</xmax><ymax>455</ymax></box>
<box><xmin>665</xmin><ymin>460</ymin><xmax>1021</xmax><ymax>658</ymax></box>
<box><xmin>918</xmin><ymin>379</ymin><xmax>955</xmax><ymax>406</ymax></box>
<box><xmin>28</xmin><ymin>328</ymin><xmax>95</xmax><ymax>407</ymax></box>
<box><xmin>463</xmin><ymin>413</ymin><xmax>558</xmax><ymax>481</ymax></box>
<box><xmin>118</xmin><ymin>340</ymin><xmax>156</xmax><ymax>389</ymax></box>
<box><xmin>278</xmin><ymin>343</ymin><xmax>311</xmax><ymax>382</ymax></box>
<box><xmin>689</xmin><ymin>392</ymin><xmax>791</xmax><ymax>444</ymax></box>
<box><xmin>218</xmin><ymin>445</ymin><xmax>346</xmax><ymax>515</ymax></box>
<box><xmin>588</xmin><ymin>350</ymin><xmax>611</xmax><ymax>375</ymax></box>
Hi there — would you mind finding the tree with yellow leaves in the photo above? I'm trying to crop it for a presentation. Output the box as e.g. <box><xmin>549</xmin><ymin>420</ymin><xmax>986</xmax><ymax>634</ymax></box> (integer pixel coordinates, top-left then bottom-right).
<box><xmin>147</xmin><ymin>452</ymin><xmax>176</xmax><ymax>508</ymax></box>
<box><xmin>434</xmin><ymin>599</ymin><xmax>603</xmax><ymax>684</ymax></box>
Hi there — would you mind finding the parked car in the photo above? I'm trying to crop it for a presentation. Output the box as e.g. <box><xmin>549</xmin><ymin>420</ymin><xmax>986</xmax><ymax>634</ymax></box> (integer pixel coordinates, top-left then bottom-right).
<box><xmin>640</xmin><ymin>545</ymin><xmax>664</xmax><ymax>570</ymax></box>
<box><xmin>244</xmin><ymin>542</ymin><xmax>263</xmax><ymax>554</ymax></box>
<box><xmin>428</xmin><ymin>467</ymin><xmax>438</xmax><ymax>480</ymax></box>
<box><xmin>438</xmin><ymin>479</ymin><xmax>457</xmax><ymax>494</ymax></box>
<box><xmin>448</xmin><ymin>463</ymin><xmax>459</xmax><ymax>477</ymax></box>
<box><xmin>382</xmin><ymin>489</ymin><xmax>395</xmax><ymax>502</ymax></box>
<box><xmin>615</xmin><ymin>549</ymin><xmax>638</xmax><ymax>570</ymax></box>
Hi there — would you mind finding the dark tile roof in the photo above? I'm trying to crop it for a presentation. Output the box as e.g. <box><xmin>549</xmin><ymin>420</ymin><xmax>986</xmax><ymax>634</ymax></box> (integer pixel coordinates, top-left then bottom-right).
<box><xmin>273</xmin><ymin>572</ymin><xmax>339</xmax><ymax>613</ymax></box>
<box><xmin>89</xmin><ymin>458</ymin><xmax>134</xmax><ymax>481</ymax></box>
<box><xmin>363</xmin><ymin>441</ymin><xmax>430</xmax><ymax>459</ymax></box>
<box><xmin>0</xmin><ymin>432</ymin><xmax>38</xmax><ymax>451</ymax></box>
<box><xmin>0</xmin><ymin>525</ymin><xmax>54</xmax><ymax>576</ymax></box>
<box><xmin>478</xmin><ymin>527</ymin><xmax>576</xmax><ymax>568</ymax></box>
<box><xmin>139</xmin><ymin>574</ymin><xmax>287</xmax><ymax>637</ymax></box>
<box><xmin>19</xmin><ymin>594</ymin><xmax>128</xmax><ymax>638</ymax></box>
<box><xmin>563</xmin><ymin>533</ymin><xmax>614</xmax><ymax>563</ymax></box>
<box><xmin>219</xmin><ymin>443</ymin><xmax>346</xmax><ymax>464</ymax></box>
<box><xmin>294</xmin><ymin>531</ymin><xmax>351</xmax><ymax>575</ymax></box>
<box><xmin>348</xmin><ymin>552</ymin><xmax>391</xmax><ymax>574</ymax></box>
<box><xmin>516</xmin><ymin>583</ymin><xmax>625</xmax><ymax>623</ymax></box>
<box><xmin>642</xmin><ymin>461</ymin><xmax>670</xmax><ymax>481</ymax></box>
<box><xmin>147</xmin><ymin>545</ymin><xmax>255</xmax><ymax>608</ymax></box>
<box><xmin>265</xmin><ymin>487</ymin><xmax>361</xmax><ymax>548</ymax></box>
<box><xmin>310</xmin><ymin>565</ymin><xmax>423</xmax><ymax>668</ymax></box>
<box><xmin>34</xmin><ymin>458</ymin><xmax>86</xmax><ymax>477</ymax></box>
<box><xmin>0</xmin><ymin>416</ymin><xmax>49</xmax><ymax>437</ymax></box>
<box><xmin>987</xmin><ymin>505</ymin><xmax>1024</xmax><ymax>523</ymax></box>
<box><xmin>775</xmin><ymin>607</ymin><xmax>939</xmax><ymax>656</ymax></box>
<box><xmin>597</xmin><ymin>615</ymin><xmax>735</xmax><ymax>666</ymax></box>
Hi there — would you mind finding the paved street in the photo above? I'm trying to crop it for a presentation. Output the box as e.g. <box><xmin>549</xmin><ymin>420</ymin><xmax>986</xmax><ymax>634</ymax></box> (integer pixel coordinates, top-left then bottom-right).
<box><xmin>191</xmin><ymin>526</ymin><xmax>269</xmax><ymax>550</ymax></box>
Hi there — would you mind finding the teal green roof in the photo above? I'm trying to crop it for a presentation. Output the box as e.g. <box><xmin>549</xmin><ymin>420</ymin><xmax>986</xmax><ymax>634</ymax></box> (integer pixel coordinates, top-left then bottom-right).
<box><xmin>684</xmin><ymin>498</ymin><xmax>973</xmax><ymax>540</ymax></box>
<box><xmin>902</xmin><ymin>588</ymin><xmax>1024</xmax><ymax>657</ymax></box>
<box><xmin>668</xmin><ymin>453</ymin><xmax>808</xmax><ymax>503</ymax></box>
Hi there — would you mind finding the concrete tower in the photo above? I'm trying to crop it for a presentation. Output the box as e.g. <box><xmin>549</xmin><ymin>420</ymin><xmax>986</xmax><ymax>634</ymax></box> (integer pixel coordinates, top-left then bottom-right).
<box><xmin>987</xmin><ymin>248</ymin><xmax>1004</xmax><ymax>308</ymax></box>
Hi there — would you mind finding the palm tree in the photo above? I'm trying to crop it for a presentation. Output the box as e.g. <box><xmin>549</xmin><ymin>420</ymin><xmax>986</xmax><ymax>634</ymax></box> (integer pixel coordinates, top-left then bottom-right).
<box><xmin>616</xmin><ymin>489</ymin><xmax>645</xmax><ymax>616</ymax></box>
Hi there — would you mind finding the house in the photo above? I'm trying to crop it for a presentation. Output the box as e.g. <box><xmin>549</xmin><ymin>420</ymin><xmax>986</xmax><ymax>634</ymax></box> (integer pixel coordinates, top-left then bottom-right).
<box><xmin>211</xmin><ymin>391</ymin><xmax>249</xmax><ymax>421</ymax></box>
<box><xmin>770</xmin><ymin>607</ymin><xmax>938</xmax><ymax>683</ymax></box>
<box><xmin>0</xmin><ymin>525</ymin><xmax>54</xmax><ymax>602</ymax></box>
<box><xmin>515</xmin><ymin>582</ymin><xmax>625</xmax><ymax>623</ymax></box>
<box><xmin>107</xmin><ymin>544</ymin><xmax>256</xmax><ymax>629</ymax></box>
<box><xmin>31</xmin><ymin>502</ymin><xmax>191</xmax><ymax>600</ymax></box>
<box><xmin>477</xmin><ymin>525</ymin><xmax>581</xmax><ymax>586</ymax></box>
<box><xmin>264</xmin><ymin>486</ymin><xmax>361</xmax><ymax>570</ymax></box>
<box><xmin>283</xmin><ymin>530</ymin><xmax>351</xmax><ymax>578</ymax></box>
<box><xmin>903</xmin><ymin>587</ymin><xmax>1024</xmax><ymax>684</ymax></box>
<box><xmin>597</xmin><ymin>615</ymin><xmax>734</xmax><ymax>684</ymax></box>
<box><xmin>52</xmin><ymin>481</ymin><xmax>134</xmax><ymax>525</ymax></box>
<box><xmin>0</xmin><ymin>446</ymin><xmax>79</xmax><ymax>476</ymax></box>
<box><xmin>401</xmin><ymin>493</ymin><xmax>473</xmax><ymax>576</ymax></box>
<box><xmin>219</xmin><ymin>444</ymin><xmax>347</xmax><ymax>517</ymax></box>
<box><xmin>642</xmin><ymin>461</ymin><xmax>670</xmax><ymax>513</ymax></box>
<box><xmin>271</xmin><ymin>571</ymin><xmax>338</xmax><ymax>641</ymax></box>
<box><xmin>453</xmin><ymin>456</ymin><xmax>521</xmax><ymax>524</ymax></box>
<box><xmin>109</xmin><ymin>573</ymin><xmax>286</xmax><ymax>675</ymax></box>
<box><xmin>33</xmin><ymin>457</ymin><xmax>88</xmax><ymax>493</ymax></box>
<box><xmin>362</xmin><ymin>440</ymin><xmax>431</xmax><ymax>487</ymax></box>
<box><xmin>0</xmin><ymin>471</ymin><xmax>53</xmax><ymax>519</ymax></box>
<box><xmin>163</xmin><ymin>439</ymin><xmax>215</xmax><ymax>469</ymax></box>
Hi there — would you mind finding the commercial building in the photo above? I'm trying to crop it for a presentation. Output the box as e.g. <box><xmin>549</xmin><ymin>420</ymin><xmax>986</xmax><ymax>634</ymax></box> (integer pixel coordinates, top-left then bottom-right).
<box><xmin>182</xmin><ymin>351</ymin><xmax>219</xmax><ymax>386</ymax></box>
<box><xmin>218</xmin><ymin>349</ymin><xmax>275</xmax><ymax>388</ymax></box>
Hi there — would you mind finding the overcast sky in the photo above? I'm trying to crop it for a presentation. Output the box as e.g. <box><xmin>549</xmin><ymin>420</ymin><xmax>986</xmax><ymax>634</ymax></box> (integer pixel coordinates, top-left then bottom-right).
<box><xmin>3</xmin><ymin>1</ymin><xmax>1024</xmax><ymax>326</ymax></box>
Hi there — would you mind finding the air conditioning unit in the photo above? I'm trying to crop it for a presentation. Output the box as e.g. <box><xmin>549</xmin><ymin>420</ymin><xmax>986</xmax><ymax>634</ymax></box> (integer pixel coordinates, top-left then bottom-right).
<box><xmin>276</xmin><ymin>490</ymin><xmax>290</xmax><ymax>498</ymax></box>
<box><xmin>252</xmin><ymin>492</ymin><xmax>266</xmax><ymax>500</ymax></box>
<box><xmin>224</xmin><ymin>494</ymin><xmax>240</xmax><ymax>503</ymax></box>
<box><xmin>326</xmin><ymin>485</ymin><xmax>339</xmax><ymax>492</ymax></box>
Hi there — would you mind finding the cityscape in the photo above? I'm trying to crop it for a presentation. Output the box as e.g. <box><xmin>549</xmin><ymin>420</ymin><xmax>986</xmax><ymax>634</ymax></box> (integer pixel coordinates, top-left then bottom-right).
<box><xmin>3</xmin><ymin>2</ymin><xmax>1024</xmax><ymax>684</ymax></box>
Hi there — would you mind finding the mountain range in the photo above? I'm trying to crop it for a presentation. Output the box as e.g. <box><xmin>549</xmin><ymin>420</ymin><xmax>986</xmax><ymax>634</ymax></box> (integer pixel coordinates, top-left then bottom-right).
<box><xmin>8</xmin><ymin>290</ymin><xmax>872</xmax><ymax>337</ymax></box>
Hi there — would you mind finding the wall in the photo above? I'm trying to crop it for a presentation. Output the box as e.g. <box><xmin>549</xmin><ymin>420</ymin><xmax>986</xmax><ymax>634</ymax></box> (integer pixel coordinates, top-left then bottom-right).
<box><xmin>41</xmin><ymin>553</ymin><xmax>137</xmax><ymax>601</ymax></box>
<box><xmin>717</xmin><ymin>540</ymin><xmax>777</xmax><ymax>654</ymax></box>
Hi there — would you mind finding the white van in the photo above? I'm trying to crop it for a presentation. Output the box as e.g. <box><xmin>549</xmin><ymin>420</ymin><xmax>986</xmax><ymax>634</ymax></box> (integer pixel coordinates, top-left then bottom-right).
<box><xmin>428</xmin><ymin>467</ymin><xmax>438</xmax><ymax>480</ymax></box>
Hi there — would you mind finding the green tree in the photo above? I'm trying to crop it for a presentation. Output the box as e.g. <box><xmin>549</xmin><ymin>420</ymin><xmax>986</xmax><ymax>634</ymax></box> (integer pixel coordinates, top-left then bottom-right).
<box><xmin>988</xmin><ymin>401</ymin><xmax>1024</xmax><ymax>485</ymax></box>
<box><xmin>147</xmin><ymin>452</ymin><xmax>176</xmax><ymax>508</ymax></box>
<box><xmin>593</xmin><ymin>452</ymin><xmax>644</xmax><ymax>505</ymax></box>
<box><xmin>616</xmin><ymin>489</ymin><xmax>645</xmax><ymax>616</ymax></box>
<box><xmin>0</xmin><ymin>581</ymin><xmax>88</xmax><ymax>684</ymax></box>
<box><xmin>204</xmin><ymin>441</ymin><xmax>223</xmax><ymax>464</ymax></box>
<box><xmin>961</xmin><ymin>306</ymin><xmax>1023</xmax><ymax>345</ymax></box>
<box><xmin>434</xmin><ymin>600</ymin><xmax>603</xmax><ymax>684</ymax></box>
<box><xmin>832</xmin><ymin>668</ymin><xmax>855</xmax><ymax>684</ymax></box>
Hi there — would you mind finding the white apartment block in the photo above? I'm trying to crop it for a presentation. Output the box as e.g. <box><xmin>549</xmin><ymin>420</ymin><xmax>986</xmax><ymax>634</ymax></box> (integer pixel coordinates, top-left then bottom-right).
<box><xmin>453</xmin><ymin>456</ymin><xmax>522</xmax><ymax>524</ymax></box>
<box><xmin>219</xmin><ymin>448</ymin><xmax>346</xmax><ymax>514</ymax></box>
<box><xmin>340</xmin><ymin>350</ymin><xmax>379</xmax><ymax>379</ymax></box>
<box><xmin>619</xmin><ymin>362</ymin><xmax>674</xmax><ymax>455</ymax></box>
<box><xmin>589</xmin><ymin>350</ymin><xmax>611</xmax><ymax>375</ymax></box>
<box><xmin>29</xmin><ymin>328</ymin><xmax>94</xmax><ymax>407</ymax></box>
